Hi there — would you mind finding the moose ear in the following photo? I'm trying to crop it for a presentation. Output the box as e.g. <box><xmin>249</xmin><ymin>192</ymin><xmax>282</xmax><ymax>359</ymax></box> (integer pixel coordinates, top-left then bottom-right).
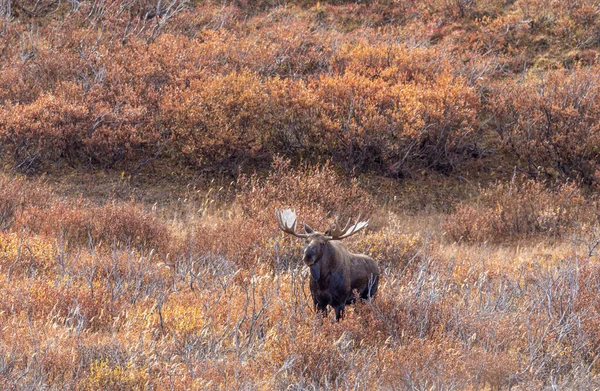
<box><xmin>304</xmin><ymin>224</ymin><xmax>314</xmax><ymax>234</ymax></box>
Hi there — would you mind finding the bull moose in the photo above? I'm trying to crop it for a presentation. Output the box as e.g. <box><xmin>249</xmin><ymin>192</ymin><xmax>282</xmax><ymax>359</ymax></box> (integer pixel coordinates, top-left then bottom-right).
<box><xmin>275</xmin><ymin>209</ymin><xmax>380</xmax><ymax>321</ymax></box>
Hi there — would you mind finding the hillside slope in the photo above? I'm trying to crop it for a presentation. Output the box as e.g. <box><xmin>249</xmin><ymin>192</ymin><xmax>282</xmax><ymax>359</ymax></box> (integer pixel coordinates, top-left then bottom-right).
<box><xmin>1</xmin><ymin>0</ymin><xmax>600</xmax><ymax>181</ymax></box>
<box><xmin>1</xmin><ymin>1</ymin><xmax>600</xmax><ymax>389</ymax></box>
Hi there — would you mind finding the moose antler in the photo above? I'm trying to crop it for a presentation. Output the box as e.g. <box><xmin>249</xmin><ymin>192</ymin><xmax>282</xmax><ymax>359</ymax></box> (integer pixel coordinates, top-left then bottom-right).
<box><xmin>275</xmin><ymin>208</ymin><xmax>310</xmax><ymax>238</ymax></box>
<box><xmin>326</xmin><ymin>215</ymin><xmax>369</xmax><ymax>240</ymax></box>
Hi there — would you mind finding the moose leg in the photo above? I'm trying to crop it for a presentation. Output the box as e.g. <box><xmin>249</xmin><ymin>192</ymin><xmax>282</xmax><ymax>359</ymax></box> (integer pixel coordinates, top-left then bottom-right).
<box><xmin>360</xmin><ymin>275</ymin><xmax>379</xmax><ymax>299</ymax></box>
<box><xmin>334</xmin><ymin>304</ymin><xmax>345</xmax><ymax>321</ymax></box>
<box><xmin>313</xmin><ymin>298</ymin><xmax>328</xmax><ymax>318</ymax></box>
<box><xmin>345</xmin><ymin>292</ymin><xmax>357</xmax><ymax>305</ymax></box>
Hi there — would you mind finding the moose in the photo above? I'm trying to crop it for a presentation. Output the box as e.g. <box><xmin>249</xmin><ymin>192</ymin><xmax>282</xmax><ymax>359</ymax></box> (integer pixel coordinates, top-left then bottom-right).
<box><xmin>275</xmin><ymin>209</ymin><xmax>380</xmax><ymax>321</ymax></box>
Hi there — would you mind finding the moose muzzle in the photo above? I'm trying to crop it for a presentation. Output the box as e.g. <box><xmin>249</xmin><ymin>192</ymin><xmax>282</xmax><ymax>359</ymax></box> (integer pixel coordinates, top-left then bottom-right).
<box><xmin>303</xmin><ymin>249</ymin><xmax>321</xmax><ymax>281</ymax></box>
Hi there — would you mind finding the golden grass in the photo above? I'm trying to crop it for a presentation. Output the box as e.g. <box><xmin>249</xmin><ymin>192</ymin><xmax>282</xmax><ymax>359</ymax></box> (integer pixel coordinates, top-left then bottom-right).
<box><xmin>0</xmin><ymin>165</ymin><xmax>599</xmax><ymax>389</ymax></box>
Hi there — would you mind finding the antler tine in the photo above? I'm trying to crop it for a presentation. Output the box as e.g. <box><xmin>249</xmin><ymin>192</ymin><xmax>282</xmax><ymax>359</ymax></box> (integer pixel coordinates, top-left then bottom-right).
<box><xmin>275</xmin><ymin>208</ymin><xmax>309</xmax><ymax>238</ymax></box>
<box><xmin>276</xmin><ymin>208</ymin><xmax>293</xmax><ymax>232</ymax></box>
<box><xmin>344</xmin><ymin>219</ymin><xmax>369</xmax><ymax>239</ymax></box>
<box><xmin>276</xmin><ymin>208</ymin><xmax>288</xmax><ymax>230</ymax></box>
<box><xmin>327</xmin><ymin>215</ymin><xmax>350</xmax><ymax>238</ymax></box>
<box><xmin>340</xmin><ymin>215</ymin><xmax>352</xmax><ymax>233</ymax></box>
<box><xmin>327</xmin><ymin>214</ymin><xmax>369</xmax><ymax>240</ymax></box>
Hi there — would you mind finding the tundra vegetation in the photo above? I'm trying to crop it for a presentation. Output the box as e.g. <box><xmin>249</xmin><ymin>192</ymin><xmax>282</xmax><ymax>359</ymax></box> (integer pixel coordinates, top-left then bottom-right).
<box><xmin>1</xmin><ymin>0</ymin><xmax>600</xmax><ymax>389</ymax></box>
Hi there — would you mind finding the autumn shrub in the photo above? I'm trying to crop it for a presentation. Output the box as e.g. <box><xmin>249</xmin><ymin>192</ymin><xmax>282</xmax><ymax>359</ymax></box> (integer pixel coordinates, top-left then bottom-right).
<box><xmin>163</xmin><ymin>41</ymin><xmax>479</xmax><ymax>175</ymax></box>
<box><xmin>211</xmin><ymin>15</ymin><xmax>336</xmax><ymax>76</ymax></box>
<box><xmin>87</xmin><ymin>202</ymin><xmax>170</xmax><ymax>251</ymax></box>
<box><xmin>262</xmin><ymin>77</ymin><xmax>327</xmax><ymax>157</ymax></box>
<box><xmin>84</xmin><ymin>359</ymin><xmax>148</xmax><ymax>391</ymax></box>
<box><xmin>161</xmin><ymin>71</ymin><xmax>272</xmax><ymax>169</ymax></box>
<box><xmin>2</xmin><ymin>0</ymin><xmax>600</xmax><ymax>179</ymax></box>
<box><xmin>237</xmin><ymin>157</ymin><xmax>375</xmax><ymax>226</ymax></box>
<box><xmin>574</xmin><ymin>262</ymin><xmax>600</xmax><ymax>367</ymax></box>
<box><xmin>516</xmin><ymin>0</ymin><xmax>600</xmax><ymax>48</ymax></box>
<box><xmin>0</xmin><ymin>32</ymin><xmax>171</xmax><ymax>170</ymax></box>
<box><xmin>444</xmin><ymin>179</ymin><xmax>591</xmax><ymax>242</ymax></box>
<box><xmin>16</xmin><ymin>200</ymin><xmax>170</xmax><ymax>252</ymax></box>
<box><xmin>331</xmin><ymin>41</ymin><xmax>452</xmax><ymax>83</ymax></box>
<box><xmin>490</xmin><ymin>66</ymin><xmax>600</xmax><ymax>184</ymax></box>
<box><xmin>260</xmin><ymin>323</ymin><xmax>357</xmax><ymax>387</ymax></box>
<box><xmin>0</xmin><ymin>174</ymin><xmax>53</xmax><ymax>230</ymax></box>
<box><xmin>0</xmin><ymin>62</ymin><xmax>44</xmax><ymax>105</ymax></box>
<box><xmin>160</xmin><ymin>71</ymin><xmax>324</xmax><ymax>172</ymax></box>
<box><xmin>314</xmin><ymin>67</ymin><xmax>480</xmax><ymax>174</ymax></box>
<box><xmin>352</xmin><ymin>230</ymin><xmax>423</xmax><ymax>271</ymax></box>
<box><xmin>0</xmin><ymin>80</ymin><xmax>161</xmax><ymax>170</ymax></box>
<box><xmin>1</xmin><ymin>275</ymin><xmax>115</xmax><ymax>331</ymax></box>
<box><xmin>2</xmin><ymin>0</ymin><xmax>478</xmax><ymax>176</ymax></box>
<box><xmin>181</xmin><ymin>218</ymin><xmax>268</xmax><ymax>270</ymax></box>
<box><xmin>0</xmin><ymin>89</ymin><xmax>89</xmax><ymax>172</ymax></box>
<box><xmin>0</xmin><ymin>23</ymin><xmax>479</xmax><ymax>175</ymax></box>
<box><xmin>0</xmin><ymin>231</ymin><xmax>57</xmax><ymax>277</ymax></box>
<box><xmin>371</xmin><ymin>255</ymin><xmax>455</xmax><ymax>342</ymax></box>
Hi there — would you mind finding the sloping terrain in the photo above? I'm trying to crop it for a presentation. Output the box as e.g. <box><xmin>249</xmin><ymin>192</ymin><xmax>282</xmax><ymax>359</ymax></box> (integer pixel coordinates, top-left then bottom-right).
<box><xmin>1</xmin><ymin>0</ymin><xmax>600</xmax><ymax>389</ymax></box>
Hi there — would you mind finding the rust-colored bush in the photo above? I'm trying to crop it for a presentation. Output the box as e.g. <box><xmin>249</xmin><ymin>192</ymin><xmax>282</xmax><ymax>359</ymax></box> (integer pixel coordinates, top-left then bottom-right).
<box><xmin>0</xmin><ymin>174</ymin><xmax>53</xmax><ymax>229</ymax></box>
<box><xmin>161</xmin><ymin>71</ymin><xmax>272</xmax><ymax>169</ymax></box>
<box><xmin>298</xmin><ymin>64</ymin><xmax>479</xmax><ymax>174</ymax></box>
<box><xmin>237</xmin><ymin>157</ymin><xmax>376</xmax><ymax>226</ymax></box>
<box><xmin>0</xmin><ymin>90</ymin><xmax>89</xmax><ymax>171</ymax></box>
<box><xmin>490</xmin><ymin>66</ymin><xmax>600</xmax><ymax>184</ymax></box>
<box><xmin>0</xmin><ymin>231</ymin><xmax>57</xmax><ymax>276</ymax></box>
<box><xmin>17</xmin><ymin>201</ymin><xmax>170</xmax><ymax>251</ymax></box>
<box><xmin>444</xmin><ymin>180</ymin><xmax>591</xmax><ymax>242</ymax></box>
<box><xmin>0</xmin><ymin>3</ymin><xmax>485</xmax><ymax>175</ymax></box>
<box><xmin>352</xmin><ymin>230</ymin><xmax>423</xmax><ymax>270</ymax></box>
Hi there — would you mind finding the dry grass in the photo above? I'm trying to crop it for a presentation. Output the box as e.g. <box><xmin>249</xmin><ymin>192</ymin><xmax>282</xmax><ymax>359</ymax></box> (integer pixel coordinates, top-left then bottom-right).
<box><xmin>444</xmin><ymin>179</ymin><xmax>595</xmax><ymax>243</ymax></box>
<box><xmin>2</xmin><ymin>0</ymin><xmax>600</xmax><ymax>388</ymax></box>
<box><xmin>0</xmin><ymin>164</ymin><xmax>599</xmax><ymax>390</ymax></box>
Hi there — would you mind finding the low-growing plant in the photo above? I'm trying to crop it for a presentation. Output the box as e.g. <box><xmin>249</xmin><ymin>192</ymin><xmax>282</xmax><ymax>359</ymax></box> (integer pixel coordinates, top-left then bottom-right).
<box><xmin>444</xmin><ymin>179</ymin><xmax>592</xmax><ymax>242</ymax></box>
<box><xmin>490</xmin><ymin>66</ymin><xmax>600</xmax><ymax>184</ymax></box>
<box><xmin>0</xmin><ymin>174</ymin><xmax>52</xmax><ymax>229</ymax></box>
<box><xmin>84</xmin><ymin>359</ymin><xmax>148</xmax><ymax>391</ymax></box>
<box><xmin>237</xmin><ymin>157</ymin><xmax>376</xmax><ymax>226</ymax></box>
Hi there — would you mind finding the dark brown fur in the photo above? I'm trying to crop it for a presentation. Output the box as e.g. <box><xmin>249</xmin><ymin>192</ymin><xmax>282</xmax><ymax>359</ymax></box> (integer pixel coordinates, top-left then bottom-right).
<box><xmin>303</xmin><ymin>231</ymin><xmax>379</xmax><ymax>321</ymax></box>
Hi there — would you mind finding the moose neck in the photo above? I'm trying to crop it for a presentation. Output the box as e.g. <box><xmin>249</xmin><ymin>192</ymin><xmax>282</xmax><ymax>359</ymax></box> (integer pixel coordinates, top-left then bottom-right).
<box><xmin>320</xmin><ymin>240</ymin><xmax>341</xmax><ymax>269</ymax></box>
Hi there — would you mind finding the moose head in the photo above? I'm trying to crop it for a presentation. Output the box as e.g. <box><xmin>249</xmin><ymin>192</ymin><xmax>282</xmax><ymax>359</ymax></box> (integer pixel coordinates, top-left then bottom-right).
<box><xmin>275</xmin><ymin>208</ymin><xmax>368</xmax><ymax>279</ymax></box>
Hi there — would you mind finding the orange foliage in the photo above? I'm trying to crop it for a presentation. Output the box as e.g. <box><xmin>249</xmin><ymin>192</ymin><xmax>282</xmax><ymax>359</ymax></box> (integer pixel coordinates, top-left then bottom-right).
<box><xmin>444</xmin><ymin>179</ymin><xmax>592</xmax><ymax>242</ymax></box>
<box><xmin>2</xmin><ymin>0</ymin><xmax>600</xmax><ymax>389</ymax></box>
<box><xmin>490</xmin><ymin>66</ymin><xmax>600</xmax><ymax>184</ymax></box>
